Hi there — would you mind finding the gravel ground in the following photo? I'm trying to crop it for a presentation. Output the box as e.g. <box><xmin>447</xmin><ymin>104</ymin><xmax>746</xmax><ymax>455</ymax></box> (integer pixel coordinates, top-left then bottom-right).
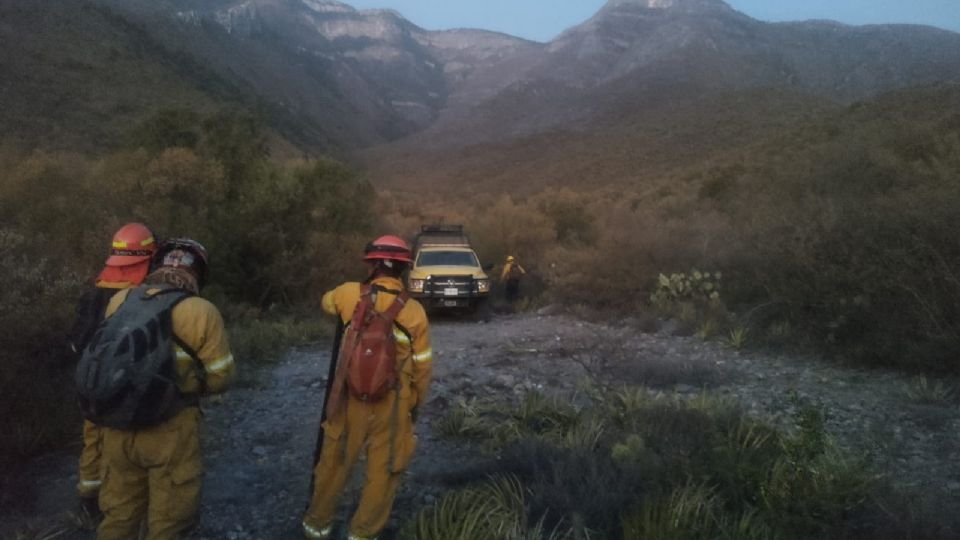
<box><xmin>3</xmin><ymin>311</ymin><xmax>959</xmax><ymax>539</ymax></box>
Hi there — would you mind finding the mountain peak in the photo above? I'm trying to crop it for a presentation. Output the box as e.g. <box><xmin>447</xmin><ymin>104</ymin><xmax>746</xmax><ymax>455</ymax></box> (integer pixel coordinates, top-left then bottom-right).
<box><xmin>300</xmin><ymin>0</ymin><xmax>355</xmax><ymax>14</ymax></box>
<box><xmin>605</xmin><ymin>0</ymin><xmax>731</xmax><ymax>12</ymax></box>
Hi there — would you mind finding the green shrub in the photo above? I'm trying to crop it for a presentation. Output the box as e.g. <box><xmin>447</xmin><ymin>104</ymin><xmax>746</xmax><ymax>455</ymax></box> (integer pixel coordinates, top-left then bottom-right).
<box><xmin>0</xmin><ymin>229</ymin><xmax>83</xmax><ymax>461</ymax></box>
<box><xmin>0</xmin><ymin>111</ymin><xmax>373</xmax><ymax>461</ymax></box>
<box><xmin>423</xmin><ymin>389</ymin><xmax>945</xmax><ymax>539</ymax></box>
<box><xmin>227</xmin><ymin>314</ymin><xmax>329</xmax><ymax>368</ymax></box>
<box><xmin>721</xmin><ymin>118</ymin><xmax>960</xmax><ymax>372</ymax></box>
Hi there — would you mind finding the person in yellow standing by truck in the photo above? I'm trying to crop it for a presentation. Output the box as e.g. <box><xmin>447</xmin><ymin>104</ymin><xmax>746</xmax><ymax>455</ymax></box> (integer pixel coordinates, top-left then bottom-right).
<box><xmin>81</xmin><ymin>238</ymin><xmax>235</xmax><ymax>540</ymax></box>
<box><xmin>68</xmin><ymin>222</ymin><xmax>158</xmax><ymax>522</ymax></box>
<box><xmin>303</xmin><ymin>235</ymin><xmax>433</xmax><ymax>540</ymax></box>
<box><xmin>500</xmin><ymin>255</ymin><xmax>526</xmax><ymax>303</ymax></box>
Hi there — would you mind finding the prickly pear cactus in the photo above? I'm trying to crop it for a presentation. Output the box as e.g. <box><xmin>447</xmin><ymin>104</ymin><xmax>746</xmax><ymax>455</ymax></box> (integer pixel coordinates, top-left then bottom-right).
<box><xmin>651</xmin><ymin>269</ymin><xmax>722</xmax><ymax>308</ymax></box>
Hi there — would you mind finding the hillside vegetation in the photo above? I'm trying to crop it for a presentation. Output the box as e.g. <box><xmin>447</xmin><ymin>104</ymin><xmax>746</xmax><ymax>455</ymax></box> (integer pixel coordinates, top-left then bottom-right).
<box><xmin>0</xmin><ymin>110</ymin><xmax>372</xmax><ymax>462</ymax></box>
<box><xmin>377</xmin><ymin>84</ymin><xmax>960</xmax><ymax>374</ymax></box>
<box><xmin>2</xmin><ymin>5</ymin><xmax>960</xmax><ymax>539</ymax></box>
<box><xmin>416</xmin><ymin>388</ymin><xmax>945</xmax><ymax>539</ymax></box>
<box><xmin>0</xmin><ymin>1</ymin><xmax>226</xmax><ymax>151</ymax></box>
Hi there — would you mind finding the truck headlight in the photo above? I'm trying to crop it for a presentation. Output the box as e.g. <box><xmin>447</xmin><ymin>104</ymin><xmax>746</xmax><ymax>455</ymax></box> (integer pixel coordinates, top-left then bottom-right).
<box><xmin>476</xmin><ymin>279</ymin><xmax>490</xmax><ymax>293</ymax></box>
<box><xmin>409</xmin><ymin>279</ymin><xmax>425</xmax><ymax>292</ymax></box>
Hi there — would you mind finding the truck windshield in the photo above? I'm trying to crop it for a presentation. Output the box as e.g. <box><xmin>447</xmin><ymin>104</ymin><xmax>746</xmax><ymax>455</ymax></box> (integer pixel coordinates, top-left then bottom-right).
<box><xmin>417</xmin><ymin>251</ymin><xmax>479</xmax><ymax>267</ymax></box>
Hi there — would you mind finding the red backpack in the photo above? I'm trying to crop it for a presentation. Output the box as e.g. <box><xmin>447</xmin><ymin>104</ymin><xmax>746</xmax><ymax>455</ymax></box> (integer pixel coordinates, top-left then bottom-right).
<box><xmin>327</xmin><ymin>285</ymin><xmax>408</xmax><ymax>414</ymax></box>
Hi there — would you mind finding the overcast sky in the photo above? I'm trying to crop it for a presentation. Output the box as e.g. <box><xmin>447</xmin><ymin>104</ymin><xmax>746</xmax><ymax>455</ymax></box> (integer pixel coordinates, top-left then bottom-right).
<box><xmin>345</xmin><ymin>0</ymin><xmax>960</xmax><ymax>42</ymax></box>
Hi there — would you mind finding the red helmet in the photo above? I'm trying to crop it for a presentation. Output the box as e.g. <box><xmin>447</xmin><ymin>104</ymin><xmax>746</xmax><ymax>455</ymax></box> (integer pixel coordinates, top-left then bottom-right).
<box><xmin>364</xmin><ymin>235</ymin><xmax>413</xmax><ymax>264</ymax></box>
<box><xmin>106</xmin><ymin>223</ymin><xmax>157</xmax><ymax>267</ymax></box>
<box><xmin>155</xmin><ymin>238</ymin><xmax>210</xmax><ymax>287</ymax></box>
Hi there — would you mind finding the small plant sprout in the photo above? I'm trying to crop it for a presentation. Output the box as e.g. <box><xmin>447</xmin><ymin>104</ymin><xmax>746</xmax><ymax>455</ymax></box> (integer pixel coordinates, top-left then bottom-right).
<box><xmin>725</xmin><ymin>326</ymin><xmax>749</xmax><ymax>350</ymax></box>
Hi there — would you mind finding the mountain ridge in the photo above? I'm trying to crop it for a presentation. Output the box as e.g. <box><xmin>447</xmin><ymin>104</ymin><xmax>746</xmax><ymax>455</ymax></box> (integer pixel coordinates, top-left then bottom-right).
<box><xmin>2</xmin><ymin>0</ymin><xmax>959</xmax><ymax>158</ymax></box>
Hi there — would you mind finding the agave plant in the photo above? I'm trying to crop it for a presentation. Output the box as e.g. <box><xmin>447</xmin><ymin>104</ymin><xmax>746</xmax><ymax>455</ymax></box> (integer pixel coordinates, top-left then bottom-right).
<box><xmin>724</xmin><ymin>326</ymin><xmax>749</xmax><ymax>350</ymax></box>
<box><xmin>903</xmin><ymin>376</ymin><xmax>956</xmax><ymax>404</ymax></box>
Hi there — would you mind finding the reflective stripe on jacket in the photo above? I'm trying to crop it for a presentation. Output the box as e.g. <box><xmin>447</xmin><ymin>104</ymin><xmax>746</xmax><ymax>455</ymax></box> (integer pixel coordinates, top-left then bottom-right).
<box><xmin>105</xmin><ymin>288</ymin><xmax>235</xmax><ymax>395</ymax></box>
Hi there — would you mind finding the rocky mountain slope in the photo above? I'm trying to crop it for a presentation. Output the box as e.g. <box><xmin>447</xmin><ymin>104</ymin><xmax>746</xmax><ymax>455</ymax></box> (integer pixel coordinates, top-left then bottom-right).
<box><xmin>381</xmin><ymin>0</ymin><xmax>960</xmax><ymax>151</ymax></box>
<box><xmin>3</xmin><ymin>0</ymin><xmax>958</xmax><ymax>157</ymax></box>
<box><xmin>362</xmin><ymin>0</ymin><xmax>960</xmax><ymax>190</ymax></box>
<box><xmin>0</xmin><ymin>0</ymin><xmax>536</xmax><ymax>152</ymax></box>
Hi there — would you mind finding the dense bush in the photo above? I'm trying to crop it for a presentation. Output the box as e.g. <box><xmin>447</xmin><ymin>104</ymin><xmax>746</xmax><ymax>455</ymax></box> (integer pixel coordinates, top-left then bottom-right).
<box><xmin>0</xmin><ymin>229</ymin><xmax>83</xmax><ymax>461</ymax></box>
<box><xmin>0</xmin><ymin>110</ymin><xmax>373</xmax><ymax>460</ymax></box>
<box><xmin>376</xmin><ymin>96</ymin><xmax>960</xmax><ymax>373</ymax></box>
<box><xmin>724</xmin><ymin>113</ymin><xmax>960</xmax><ymax>371</ymax></box>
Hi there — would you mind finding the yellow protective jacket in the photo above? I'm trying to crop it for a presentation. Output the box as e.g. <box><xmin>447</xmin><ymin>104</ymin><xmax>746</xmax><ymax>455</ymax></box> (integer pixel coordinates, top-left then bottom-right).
<box><xmin>500</xmin><ymin>261</ymin><xmax>526</xmax><ymax>282</ymax></box>
<box><xmin>105</xmin><ymin>287</ymin><xmax>235</xmax><ymax>394</ymax></box>
<box><xmin>322</xmin><ymin>276</ymin><xmax>433</xmax><ymax>410</ymax></box>
<box><xmin>305</xmin><ymin>276</ymin><xmax>432</xmax><ymax>538</ymax></box>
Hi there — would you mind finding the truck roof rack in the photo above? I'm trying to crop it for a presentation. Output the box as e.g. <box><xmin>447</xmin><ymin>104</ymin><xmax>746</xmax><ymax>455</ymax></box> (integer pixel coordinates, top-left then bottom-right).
<box><xmin>414</xmin><ymin>224</ymin><xmax>470</xmax><ymax>248</ymax></box>
<box><xmin>420</xmin><ymin>224</ymin><xmax>464</xmax><ymax>234</ymax></box>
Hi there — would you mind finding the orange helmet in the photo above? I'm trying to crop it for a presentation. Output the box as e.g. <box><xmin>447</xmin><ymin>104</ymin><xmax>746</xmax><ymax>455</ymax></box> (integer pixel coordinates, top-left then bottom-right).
<box><xmin>106</xmin><ymin>223</ymin><xmax>157</xmax><ymax>267</ymax></box>
<box><xmin>364</xmin><ymin>235</ymin><xmax>413</xmax><ymax>264</ymax></box>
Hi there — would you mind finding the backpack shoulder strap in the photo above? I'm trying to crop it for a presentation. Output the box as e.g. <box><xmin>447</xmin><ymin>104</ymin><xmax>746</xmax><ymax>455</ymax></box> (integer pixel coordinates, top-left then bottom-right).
<box><xmin>68</xmin><ymin>287</ymin><xmax>117</xmax><ymax>354</ymax></box>
<box><xmin>347</xmin><ymin>285</ymin><xmax>373</xmax><ymax>327</ymax></box>
<box><xmin>152</xmin><ymin>289</ymin><xmax>207</xmax><ymax>394</ymax></box>
<box><xmin>381</xmin><ymin>291</ymin><xmax>409</xmax><ymax>324</ymax></box>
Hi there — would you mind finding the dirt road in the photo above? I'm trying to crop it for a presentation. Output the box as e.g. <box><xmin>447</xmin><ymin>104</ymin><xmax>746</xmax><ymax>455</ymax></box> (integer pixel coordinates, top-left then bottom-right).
<box><xmin>3</xmin><ymin>312</ymin><xmax>959</xmax><ymax>539</ymax></box>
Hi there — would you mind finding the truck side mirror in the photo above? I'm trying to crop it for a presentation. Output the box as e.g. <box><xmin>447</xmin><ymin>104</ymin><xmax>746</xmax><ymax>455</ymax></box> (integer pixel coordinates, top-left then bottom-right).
<box><xmin>482</xmin><ymin>263</ymin><xmax>494</xmax><ymax>271</ymax></box>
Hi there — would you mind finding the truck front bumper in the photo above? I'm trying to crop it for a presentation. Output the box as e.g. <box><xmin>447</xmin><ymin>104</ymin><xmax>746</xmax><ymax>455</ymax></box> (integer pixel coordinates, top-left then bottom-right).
<box><xmin>409</xmin><ymin>275</ymin><xmax>489</xmax><ymax>308</ymax></box>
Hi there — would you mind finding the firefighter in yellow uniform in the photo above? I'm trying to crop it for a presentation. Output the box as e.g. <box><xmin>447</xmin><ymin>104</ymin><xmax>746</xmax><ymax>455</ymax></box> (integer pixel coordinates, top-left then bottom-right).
<box><xmin>97</xmin><ymin>239</ymin><xmax>236</xmax><ymax>540</ymax></box>
<box><xmin>68</xmin><ymin>223</ymin><xmax>158</xmax><ymax>520</ymax></box>
<box><xmin>303</xmin><ymin>235</ymin><xmax>433</xmax><ymax>540</ymax></box>
<box><xmin>500</xmin><ymin>255</ymin><xmax>526</xmax><ymax>303</ymax></box>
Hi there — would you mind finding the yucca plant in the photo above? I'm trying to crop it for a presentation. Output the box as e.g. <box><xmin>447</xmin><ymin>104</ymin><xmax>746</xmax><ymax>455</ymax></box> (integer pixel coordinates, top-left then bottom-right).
<box><xmin>623</xmin><ymin>482</ymin><xmax>777</xmax><ymax>540</ymax></box>
<box><xmin>510</xmin><ymin>391</ymin><xmax>581</xmax><ymax>438</ymax></box>
<box><xmin>766</xmin><ymin>320</ymin><xmax>792</xmax><ymax>340</ymax></box>
<box><xmin>433</xmin><ymin>399</ymin><xmax>492</xmax><ymax>440</ymax></box>
<box><xmin>400</xmin><ymin>475</ymin><xmax>575</xmax><ymax>540</ymax></box>
<box><xmin>903</xmin><ymin>376</ymin><xmax>956</xmax><ymax>405</ymax></box>
<box><xmin>696</xmin><ymin>319</ymin><xmax>719</xmax><ymax>340</ymax></box>
<box><xmin>560</xmin><ymin>418</ymin><xmax>605</xmax><ymax>451</ymax></box>
<box><xmin>621</xmin><ymin>483</ymin><xmax>720</xmax><ymax>540</ymax></box>
<box><xmin>9</xmin><ymin>523</ymin><xmax>72</xmax><ymax>540</ymax></box>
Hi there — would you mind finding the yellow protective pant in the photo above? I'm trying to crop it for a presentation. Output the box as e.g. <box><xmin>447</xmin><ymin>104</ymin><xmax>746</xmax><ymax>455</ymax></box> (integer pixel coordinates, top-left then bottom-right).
<box><xmin>97</xmin><ymin>408</ymin><xmax>202</xmax><ymax>540</ymax></box>
<box><xmin>304</xmin><ymin>390</ymin><xmax>416</xmax><ymax>539</ymax></box>
<box><xmin>79</xmin><ymin>420</ymin><xmax>103</xmax><ymax>497</ymax></box>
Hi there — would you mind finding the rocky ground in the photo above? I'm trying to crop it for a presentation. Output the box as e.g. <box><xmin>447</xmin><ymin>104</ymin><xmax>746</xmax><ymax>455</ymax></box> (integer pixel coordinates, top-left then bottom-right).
<box><xmin>3</xmin><ymin>311</ymin><xmax>959</xmax><ymax>539</ymax></box>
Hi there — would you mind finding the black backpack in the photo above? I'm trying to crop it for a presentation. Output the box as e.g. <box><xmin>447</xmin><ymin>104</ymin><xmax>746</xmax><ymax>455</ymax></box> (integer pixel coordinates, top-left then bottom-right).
<box><xmin>76</xmin><ymin>286</ymin><xmax>199</xmax><ymax>430</ymax></box>
<box><xmin>68</xmin><ymin>287</ymin><xmax>117</xmax><ymax>357</ymax></box>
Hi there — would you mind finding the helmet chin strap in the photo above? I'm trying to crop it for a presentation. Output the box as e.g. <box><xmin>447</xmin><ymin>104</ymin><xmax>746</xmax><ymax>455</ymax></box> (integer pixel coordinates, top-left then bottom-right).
<box><xmin>366</xmin><ymin>259</ymin><xmax>404</xmax><ymax>281</ymax></box>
